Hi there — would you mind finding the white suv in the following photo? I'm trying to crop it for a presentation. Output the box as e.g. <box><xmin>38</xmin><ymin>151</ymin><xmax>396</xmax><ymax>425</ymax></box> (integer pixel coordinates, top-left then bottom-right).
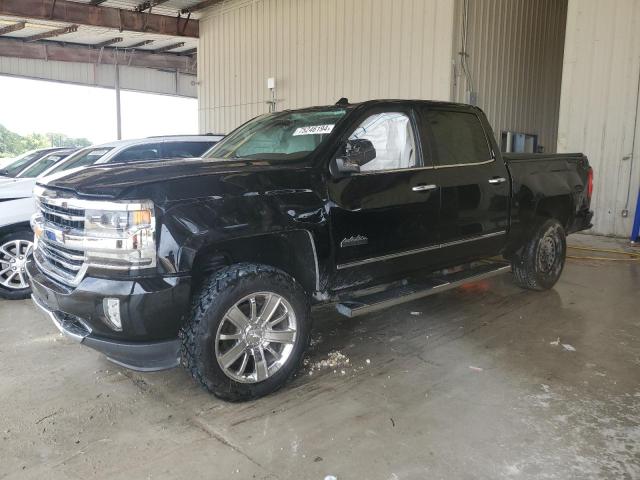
<box><xmin>0</xmin><ymin>134</ymin><xmax>222</xmax><ymax>300</ymax></box>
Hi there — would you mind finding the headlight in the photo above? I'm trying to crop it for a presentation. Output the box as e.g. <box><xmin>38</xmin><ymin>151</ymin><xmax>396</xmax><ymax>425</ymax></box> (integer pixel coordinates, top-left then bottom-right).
<box><xmin>33</xmin><ymin>188</ymin><xmax>158</xmax><ymax>281</ymax></box>
<box><xmin>83</xmin><ymin>202</ymin><xmax>156</xmax><ymax>270</ymax></box>
<box><xmin>85</xmin><ymin>208</ymin><xmax>153</xmax><ymax>237</ymax></box>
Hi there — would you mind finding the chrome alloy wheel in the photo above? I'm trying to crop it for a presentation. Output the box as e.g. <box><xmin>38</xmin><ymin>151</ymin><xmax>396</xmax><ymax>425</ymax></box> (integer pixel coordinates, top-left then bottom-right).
<box><xmin>537</xmin><ymin>231</ymin><xmax>559</xmax><ymax>274</ymax></box>
<box><xmin>215</xmin><ymin>292</ymin><xmax>298</xmax><ymax>384</ymax></box>
<box><xmin>0</xmin><ymin>239</ymin><xmax>33</xmax><ymax>290</ymax></box>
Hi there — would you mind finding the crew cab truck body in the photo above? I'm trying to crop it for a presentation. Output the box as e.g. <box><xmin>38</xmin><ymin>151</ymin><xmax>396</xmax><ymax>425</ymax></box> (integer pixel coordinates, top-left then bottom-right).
<box><xmin>27</xmin><ymin>100</ymin><xmax>593</xmax><ymax>401</ymax></box>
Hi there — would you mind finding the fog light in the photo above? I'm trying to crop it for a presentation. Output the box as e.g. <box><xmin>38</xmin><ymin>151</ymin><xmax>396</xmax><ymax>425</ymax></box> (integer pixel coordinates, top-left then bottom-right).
<box><xmin>103</xmin><ymin>298</ymin><xmax>122</xmax><ymax>331</ymax></box>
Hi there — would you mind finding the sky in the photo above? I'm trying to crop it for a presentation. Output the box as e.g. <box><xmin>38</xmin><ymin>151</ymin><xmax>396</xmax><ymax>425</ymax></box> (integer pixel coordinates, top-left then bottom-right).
<box><xmin>0</xmin><ymin>75</ymin><xmax>198</xmax><ymax>145</ymax></box>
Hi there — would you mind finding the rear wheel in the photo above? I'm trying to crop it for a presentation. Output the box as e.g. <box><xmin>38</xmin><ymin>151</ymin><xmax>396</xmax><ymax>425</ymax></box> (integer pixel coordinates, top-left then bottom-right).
<box><xmin>512</xmin><ymin>218</ymin><xmax>566</xmax><ymax>291</ymax></box>
<box><xmin>181</xmin><ymin>263</ymin><xmax>310</xmax><ymax>401</ymax></box>
<box><xmin>0</xmin><ymin>230</ymin><xmax>34</xmax><ymax>300</ymax></box>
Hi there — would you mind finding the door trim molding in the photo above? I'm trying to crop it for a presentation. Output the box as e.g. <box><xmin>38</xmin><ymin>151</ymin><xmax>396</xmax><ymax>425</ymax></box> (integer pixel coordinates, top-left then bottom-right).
<box><xmin>335</xmin><ymin>230</ymin><xmax>507</xmax><ymax>270</ymax></box>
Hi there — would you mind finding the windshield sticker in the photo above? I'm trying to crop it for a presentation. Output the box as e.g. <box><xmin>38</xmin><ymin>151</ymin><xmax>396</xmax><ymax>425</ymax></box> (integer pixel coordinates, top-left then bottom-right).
<box><xmin>293</xmin><ymin>124</ymin><xmax>335</xmax><ymax>136</ymax></box>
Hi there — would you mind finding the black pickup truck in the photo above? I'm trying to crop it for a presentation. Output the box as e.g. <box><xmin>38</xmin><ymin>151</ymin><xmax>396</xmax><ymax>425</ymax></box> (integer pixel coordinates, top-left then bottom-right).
<box><xmin>27</xmin><ymin>100</ymin><xmax>593</xmax><ymax>401</ymax></box>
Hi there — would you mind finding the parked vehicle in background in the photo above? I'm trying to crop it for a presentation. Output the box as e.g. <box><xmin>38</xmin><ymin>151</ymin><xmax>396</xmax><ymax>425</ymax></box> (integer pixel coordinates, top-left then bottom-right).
<box><xmin>27</xmin><ymin>100</ymin><xmax>592</xmax><ymax>401</ymax></box>
<box><xmin>42</xmin><ymin>134</ymin><xmax>224</xmax><ymax>180</ymax></box>
<box><xmin>0</xmin><ymin>135</ymin><xmax>221</xmax><ymax>300</ymax></box>
<box><xmin>0</xmin><ymin>148</ymin><xmax>70</xmax><ymax>179</ymax></box>
<box><xmin>0</xmin><ymin>149</ymin><xmax>77</xmax><ymax>299</ymax></box>
<box><xmin>0</xmin><ymin>149</ymin><xmax>77</xmax><ymax>182</ymax></box>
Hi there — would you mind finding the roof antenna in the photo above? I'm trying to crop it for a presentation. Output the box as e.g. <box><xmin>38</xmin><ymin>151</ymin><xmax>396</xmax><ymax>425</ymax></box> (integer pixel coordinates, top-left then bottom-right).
<box><xmin>335</xmin><ymin>97</ymin><xmax>349</xmax><ymax>106</ymax></box>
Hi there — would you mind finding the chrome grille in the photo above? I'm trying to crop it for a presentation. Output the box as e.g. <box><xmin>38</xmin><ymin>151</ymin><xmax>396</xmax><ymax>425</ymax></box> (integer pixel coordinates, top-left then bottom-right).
<box><xmin>34</xmin><ymin>240</ymin><xmax>86</xmax><ymax>286</ymax></box>
<box><xmin>38</xmin><ymin>239</ymin><xmax>84</xmax><ymax>276</ymax></box>
<box><xmin>33</xmin><ymin>189</ymin><xmax>88</xmax><ymax>287</ymax></box>
<box><xmin>38</xmin><ymin>199</ymin><xmax>85</xmax><ymax>231</ymax></box>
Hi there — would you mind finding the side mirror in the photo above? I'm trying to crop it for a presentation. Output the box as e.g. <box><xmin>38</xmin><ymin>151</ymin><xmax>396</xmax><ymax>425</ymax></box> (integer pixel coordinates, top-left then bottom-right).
<box><xmin>334</xmin><ymin>139</ymin><xmax>376</xmax><ymax>174</ymax></box>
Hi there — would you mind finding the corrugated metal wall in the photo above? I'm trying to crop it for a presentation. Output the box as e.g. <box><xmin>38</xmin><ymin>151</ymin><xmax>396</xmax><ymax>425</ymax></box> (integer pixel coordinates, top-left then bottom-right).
<box><xmin>198</xmin><ymin>0</ymin><xmax>455</xmax><ymax>133</ymax></box>
<box><xmin>557</xmin><ymin>0</ymin><xmax>640</xmax><ymax>237</ymax></box>
<box><xmin>451</xmin><ymin>0</ymin><xmax>567</xmax><ymax>154</ymax></box>
<box><xmin>0</xmin><ymin>57</ymin><xmax>197</xmax><ymax>97</ymax></box>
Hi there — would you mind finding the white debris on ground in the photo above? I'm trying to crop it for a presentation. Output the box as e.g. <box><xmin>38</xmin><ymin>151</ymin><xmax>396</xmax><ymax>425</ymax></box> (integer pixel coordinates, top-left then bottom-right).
<box><xmin>304</xmin><ymin>351</ymin><xmax>379</xmax><ymax>377</ymax></box>
<box><xmin>308</xmin><ymin>351</ymin><xmax>350</xmax><ymax>372</ymax></box>
<box><xmin>410</xmin><ymin>311</ymin><xmax>422</xmax><ymax>316</ymax></box>
<box><xmin>469</xmin><ymin>365</ymin><xmax>484</xmax><ymax>372</ymax></box>
<box><xmin>549</xmin><ymin>337</ymin><xmax>577</xmax><ymax>351</ymax></box>
<box><xmin>325</xmin><ymin>476</ymin><xmax>338</xmax><ymax>480</ymax></box>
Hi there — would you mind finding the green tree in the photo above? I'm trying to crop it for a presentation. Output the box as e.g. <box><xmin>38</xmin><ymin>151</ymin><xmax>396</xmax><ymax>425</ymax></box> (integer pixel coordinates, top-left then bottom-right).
<box><xmin>0</xmin><ymin>124</ymin><xmax>23</xmax><ymax>157</ymax></box>
<box><xmin>46</xmin><ymin>133</ymin><xmax>91</xmax><ymax>149</ymax></box>
<box><xmin>0</xmin><ymin>124</ymin><xmax>92</xmax><ymax>158</ymax></box>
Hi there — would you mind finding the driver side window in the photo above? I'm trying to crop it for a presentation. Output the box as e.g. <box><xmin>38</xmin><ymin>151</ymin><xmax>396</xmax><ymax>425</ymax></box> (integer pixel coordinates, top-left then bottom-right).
<box><xmin>349</xmin><ymin>112</ymin><xmax>417</xmax><ymax>172</ymax></box>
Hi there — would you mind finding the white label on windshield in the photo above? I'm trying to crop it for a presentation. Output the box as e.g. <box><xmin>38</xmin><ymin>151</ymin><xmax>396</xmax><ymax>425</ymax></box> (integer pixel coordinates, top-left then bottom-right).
<box><xmin>293</xmin><ymin>124</ymin><xmax>335</xmax><ymax>136</ymax></box>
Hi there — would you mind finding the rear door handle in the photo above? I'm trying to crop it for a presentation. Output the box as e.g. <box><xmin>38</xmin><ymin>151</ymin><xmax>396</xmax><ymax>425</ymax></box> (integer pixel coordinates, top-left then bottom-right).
<box><xmin>412</xmin><ymin>184</ymin><xmax>438</xmax><ymax>192</ymax></box>
<box><xmin>488</xmin><ymin>177</ymin><xmax>507</xmax><ymax>184</ymax></box>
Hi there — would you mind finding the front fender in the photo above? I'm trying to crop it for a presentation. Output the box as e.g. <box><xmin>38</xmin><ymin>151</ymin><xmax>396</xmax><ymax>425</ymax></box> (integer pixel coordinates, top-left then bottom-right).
<box><xmin>0</xmin><ymin>198</ymin><xmax>35</xmax><ymax>231</ymax></box>
<box><xmin>154</xmin><ymin>190</ymin><xmax>329</xmax><ymax>293</ymax></box>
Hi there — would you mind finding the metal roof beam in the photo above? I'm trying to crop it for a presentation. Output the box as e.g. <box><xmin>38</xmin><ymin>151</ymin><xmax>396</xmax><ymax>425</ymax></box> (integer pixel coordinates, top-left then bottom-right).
<box><xmin>180</xmin><ymin>0</ymin><xmax>222</xmax><ymax>14</ymax></box>
<box><xmin>93</xmin><ymin>37</ymin><xmax>123</xmax><ymax>48</ymax></box>
<box><xmin>135</xmin><ymin>1</ymin><xmax>170</xmax><ymax>13</ymax></box>
<box><xmin>24</xmin><ymin>24</ymin><xmax>78</xmax><ymax>42</ymax></box>
<box><xmin>0</xmin><ymin>0</ymin><xmax>199</xmax><ymax>38</ymax></box>
<box><xmin>154</xmin><ymin>42</ymin><xmax>184</xmax><ymax>53</ymax></box>
<box><xmin>0</xmin><ymin>21</ymin><xmax>25</xmax><ymax>35</ymax></box>
<box><xmin>125</xmin><ymin>39</ymin><xmax>154</xmax><ymax>49</ymax></box>
<box><xmin>0</xmin><ymin>37</ymin><xmax>196</xmax><ymax>74</ymax></box>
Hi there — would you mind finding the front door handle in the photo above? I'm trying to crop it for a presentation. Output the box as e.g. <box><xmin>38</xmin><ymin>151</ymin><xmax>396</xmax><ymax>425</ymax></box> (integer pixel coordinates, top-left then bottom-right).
<box><xmin>488</xmin><ymin>177</ymin><xmax>507</xmax><ymax>184</ymax></box>
<box><xmin>412</xmin><ymin>184</ymin><xmax>438</xmax><ymax>192</ymax></box>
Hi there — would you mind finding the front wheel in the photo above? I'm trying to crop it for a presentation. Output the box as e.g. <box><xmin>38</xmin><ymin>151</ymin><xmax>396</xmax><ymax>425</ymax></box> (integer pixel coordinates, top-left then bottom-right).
<box><xmin>512</xmin><ymin>218</ymin><xmax>567</xmax><ymax>291</ymax></box>
<box><xmin>181</xmin><ymin>263</ymin><xmax>311</xmax><ymax>401</ymax></box>
<box><xmin>0</xmin><ymin>230</ymin><xmax>34</xmax><ymax>300</ymax></box>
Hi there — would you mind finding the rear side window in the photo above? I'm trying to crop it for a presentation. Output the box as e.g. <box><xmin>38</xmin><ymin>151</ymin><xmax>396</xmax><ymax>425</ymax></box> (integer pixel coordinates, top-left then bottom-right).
<box><xmin>163</xmin><ymin>141</ymin><xmax>217</xmax><ymax>159</ymax></box>
<box><xmin>111</xmin><ymin>144</ymin><xmax>161</xmax><ymax>164</ymax></box>
<box><xmin>422</xmin><ymin>110</ymin><xmax>491</xmax><ymax>166</ymax></box>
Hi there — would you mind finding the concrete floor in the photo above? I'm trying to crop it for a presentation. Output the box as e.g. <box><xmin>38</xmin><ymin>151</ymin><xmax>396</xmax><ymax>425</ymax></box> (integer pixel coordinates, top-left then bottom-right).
<box><xmin>0</xmin><ymin>234</ymin><xmax>639</xmax><ymax>480</ymax></box>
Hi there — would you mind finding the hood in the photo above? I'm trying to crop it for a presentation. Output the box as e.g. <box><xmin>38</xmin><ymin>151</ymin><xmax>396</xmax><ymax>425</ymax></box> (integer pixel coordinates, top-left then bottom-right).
<box><xmin>38</xmin><ymin>157</ymin><xmax>305</xmax><ymax>199</ymax></box>
<box><xmin>0</xmin><ymin>177</ymin><xmax>17</xmax><ymax>185</ymax></box>
<box><xmin>0</xmin><ymin>177</ymin><xmax>37</xmax><ymax>199</ymax></box>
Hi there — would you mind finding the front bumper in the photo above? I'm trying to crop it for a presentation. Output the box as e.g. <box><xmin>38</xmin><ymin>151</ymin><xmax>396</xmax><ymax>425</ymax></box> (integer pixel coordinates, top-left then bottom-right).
<box><xmin>27</xmin><ymin>259</ymin><xmax>190</xmax><ymax>371</ymax></box>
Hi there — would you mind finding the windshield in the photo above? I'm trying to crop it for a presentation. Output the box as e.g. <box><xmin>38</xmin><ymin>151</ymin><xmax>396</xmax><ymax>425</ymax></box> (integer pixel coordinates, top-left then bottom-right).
<box><xmin>45</xmin><ymin>147</ymin><xmax>113</xmax><ymax>175</ymax></box>
<box><xmin>18</xmin><ymin>152</ymin><xmax>72</xmax><ymax>178</ymax></box>
<box><xmin>1</xmin><ymin>150</ymin><xmax>44</xmax><ymax>177</ymax></box>
<box><xmin>204</xmin><ymin>109</ymin><xmax>347</xmax><ymax>160</ymax></box>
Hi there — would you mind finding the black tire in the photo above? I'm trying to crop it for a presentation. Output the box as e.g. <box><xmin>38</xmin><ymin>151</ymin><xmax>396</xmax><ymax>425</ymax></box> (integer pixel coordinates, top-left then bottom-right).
<box><xmin>512</xmin><ymin>218</ymin><xmax>567</xmax><ymax>291</ymax></box>
<box><xmin>0</xmin><ymin>230</ymin><xmax>34</xmax><ymax>300</ymax></box>
<box><xmin>181</xmin><ymin>263</ymin><xmax>311</xmax><ymax>402</ymax></box>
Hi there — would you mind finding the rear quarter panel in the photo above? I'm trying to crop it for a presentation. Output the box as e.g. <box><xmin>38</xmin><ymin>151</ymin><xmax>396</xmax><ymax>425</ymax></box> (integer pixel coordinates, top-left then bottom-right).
<box><xmin>504</xmin><ymin>153</ymin><xmax>591</xmax><ymax>256</ymax></box>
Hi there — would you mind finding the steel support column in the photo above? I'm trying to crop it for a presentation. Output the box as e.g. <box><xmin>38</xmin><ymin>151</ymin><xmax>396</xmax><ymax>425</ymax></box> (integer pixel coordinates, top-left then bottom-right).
<box><xmin>115</xmin><ymin>63</ymin><xmax>122</xmax><ymax>140</ymax></box>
